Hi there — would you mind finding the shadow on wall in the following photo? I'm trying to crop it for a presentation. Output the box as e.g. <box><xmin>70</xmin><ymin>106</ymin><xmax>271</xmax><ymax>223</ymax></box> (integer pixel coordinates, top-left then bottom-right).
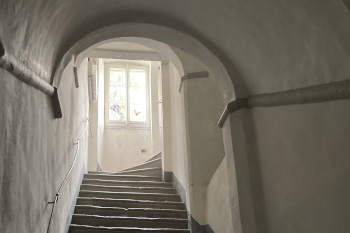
<box><xmin>343</xmin><ymin>0</ymin><xmax>350</xmax><ymax>10</ymax></box>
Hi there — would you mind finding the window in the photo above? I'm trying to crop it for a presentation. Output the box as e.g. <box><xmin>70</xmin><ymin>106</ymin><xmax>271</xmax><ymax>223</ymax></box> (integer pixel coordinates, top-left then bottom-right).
<box><xmin>105</xmin><ymin>62</ymin><xmax>150</xmax><ymax>128</ymax></box>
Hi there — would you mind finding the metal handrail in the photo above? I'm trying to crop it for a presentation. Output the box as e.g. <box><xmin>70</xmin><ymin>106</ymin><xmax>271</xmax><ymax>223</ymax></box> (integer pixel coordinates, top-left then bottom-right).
<box><xmin>47</xmin><ymin>118</ymin><xmax>89</xmax><ymax>233</ymax></box>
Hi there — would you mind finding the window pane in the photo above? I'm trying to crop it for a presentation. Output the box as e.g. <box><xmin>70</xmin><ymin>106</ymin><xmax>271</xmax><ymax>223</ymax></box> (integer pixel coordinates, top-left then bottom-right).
<box><xmin>130</xmin><ymin>104</ymin><xmax>146</xmax><ymax>122</ymax></box>
<box><xmin>130</xmin><ymin>70</ymin><xmax>146</xmax><ymax>87</ymax></box>
<box><xmin>129</xmin><ymin>87</ymin><xmax>146</xmax><ymax>104</ymax></box>
<box><xmin>110</xmin><ymin>69</ymin><xmax>126</xmax><ymax>86</ymax></box>
<box><xmin>110</xmin><ymin>86</ymin><xmax>126</xmax><ymax>104</ymax></box>
<box><xmin>109</xmin><ymin>103</ymin><xmax>126</xmax><ymax>121</ymax></box>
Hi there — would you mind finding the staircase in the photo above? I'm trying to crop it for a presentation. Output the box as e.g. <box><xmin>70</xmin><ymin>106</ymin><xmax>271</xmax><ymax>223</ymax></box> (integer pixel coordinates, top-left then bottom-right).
<box><xmin>69</xmin><ymin>153</ymin><xmax>190</xmax><ymax>233</ymax></box>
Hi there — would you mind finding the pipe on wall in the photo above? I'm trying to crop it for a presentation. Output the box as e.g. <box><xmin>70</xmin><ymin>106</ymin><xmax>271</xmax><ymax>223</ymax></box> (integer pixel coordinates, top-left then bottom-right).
<box><xmin>0</xmin><ymin>41</ymin><xmax>55</xmax><ymax>96</ymax></box>
<box><xmin>218</xmin><ymin>79</ymin><xmax>350</xmax><ymax>127</ymax></box>
<box><xmin>0</xmin><ymin>40</ymin><xmax>62</xmax><ymax>118</ymax></box>
<box><xmin>178</xmin><ymin>71</ymin><xmax>209</xmax><ymax>92</ymax></box>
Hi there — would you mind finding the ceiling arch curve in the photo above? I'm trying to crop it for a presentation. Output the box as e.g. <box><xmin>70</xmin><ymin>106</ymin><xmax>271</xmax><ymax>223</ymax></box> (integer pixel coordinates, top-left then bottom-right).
<box><xmin>53</xmin><ymin>23</ymin><xmax>236</xmax><ymax>102</ymax></box>
<box><xmin>75</xmin><ymin>37</ymin><xmax>185</xmax><ymax>77</ymax></box>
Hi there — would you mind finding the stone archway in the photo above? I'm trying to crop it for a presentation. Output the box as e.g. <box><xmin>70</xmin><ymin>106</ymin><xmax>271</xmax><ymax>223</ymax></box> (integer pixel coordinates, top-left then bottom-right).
<box><xmin>53</xmin><ymin>23</ymin><xmax>236</xmax><ymax>102</ymax></box>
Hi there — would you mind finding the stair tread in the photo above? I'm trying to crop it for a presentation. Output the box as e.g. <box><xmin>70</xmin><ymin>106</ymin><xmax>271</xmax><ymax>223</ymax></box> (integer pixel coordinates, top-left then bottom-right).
<box><xmin>70</xmin><ymin>224</ymin><xmax>190</xmax><ymax>232</ymax></box>
<box><xmin>70</xmin><ymin>155</ymin><xmax>189</xmax><ymax>233</ymax></box>
<box><xmin>84</xmin><ymin>179</ymin><xmax>171</xmax><ymax>185</ymax></box>
<box><xmin>78</xmin><ymin>197</ymin><xmax>184</xmax><ymax>205</ymax></box>
<box><xmin>80</xmin><ymin>190</ymin><xmax>180</xmax><ymax>197</ymax></box>
<box><xmin>89</xmin><ymin>167</ymin><xmax>162</xmax><ymax>175</ymax></box>
<box><xmin>73</xmin><ymin>214</ymin><xmax>187</xmax><ymax>222</ymax></box>
<box><xmin>81</xmin><ymin>184</ymin><xmax>176</xmax><ymax>191</ymax></box>
<box><xmin>85</xmin><ymin>174</ymin><xmax>161</xmax><ymax>178</ymax></box>
<box><xmin>75</xmin><ymin>205</ymin><xmax>187</xmax><ymax>213</ymax></box>
<box><xmin>83</xmin><ymin>179</ymin><xmax>172</xmax><ymax>187</ymax></box>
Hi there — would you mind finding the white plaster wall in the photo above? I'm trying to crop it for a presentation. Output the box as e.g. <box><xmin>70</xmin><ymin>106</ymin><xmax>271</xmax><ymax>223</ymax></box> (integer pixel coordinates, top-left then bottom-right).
<box><xmin>160</xmin><ymin>63</ymin><xmax>173</xmax><ymax>173</ymax></box>
<box><xmin>150</xmin><ymin>62</ymin><xmax>161</xmax><ymax>155</ymax></box>
<box><xmin>180</xmin><ymin>50</ymin><xmax>225</xmax><ymax>224</ymax></box>
<box><xmin>160</xmin><ymin>61</ymin><xmax>191</xmax><ymax>212</ymax></box>
<box><xmin>0</xmin><ymin>59</ymin><xmax>89</xmax><ymax>233</ymax></box>
<box><xmin>206</xmin><ymin>157</ymin><xmax>234</xmax><ymax>233</ymax></box>
<box><xmin>97</xmin><ymin>59</ymin><xmax>105</xmax><ymax>169</ymax></box>
<box><xmin>161</xmin><ymin>51</ymin><xmax>226</xmax><ymax>224</ymax></box>
<box><xmin>101</xmin><ymin>128</ymin><xmax>153</xmax><ymax>172</ymax></box>
<box><xmin>88</xmin><ymin>97</ymin><xmax>98</xmax><ymax>171</ymax></box>
<box><xmin>242</xmin><ymin>101</ymin><xmax>350</xmax><ymax>233</ymax></box>
<box><xmin>88</xmin><ymin>59</ymin><xmax>105</xmax><ymax>171</ymax></box>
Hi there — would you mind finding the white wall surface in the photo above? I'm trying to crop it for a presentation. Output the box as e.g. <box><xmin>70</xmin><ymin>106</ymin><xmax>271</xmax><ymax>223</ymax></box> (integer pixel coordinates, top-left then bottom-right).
<box><xmin>101</xmin><ymin>128</ymin><xmax>153</xmax><ymax>172</ymax></box>
<box><xmin>88</xmin><ymin>59</ymin><xmax>105</xmax><ymax>171</ymax></box>
<box><xmin>206</xmin><ymin>157</ymin><xmax>235</xmax><ymax>233</ymax></box>
<box><xmin>0</xmin><ymin>59</ymin><xmax>89</xmax><ymax>233</ymax></box>
<box><xmin>181</xmin><ymin>50</ymin><xmax>225</xmax><ymax>224</ymax></box>
<box><xmin>88</xmin><ymin>60</ymin><xmax>98</xmax><ymax>171</ymax></box>
<box><xmin>242</xmin><ymin>101</ymin><xmax>350</xmax><ymax>233</ymax></box>
<box><xmin>150</xmin><ymin>62</ymin><xmax>161</xmax><ymax>154</ymax></box>
<box><xmin>97</xmin><ymin>59</ymin><xmax>105</xmax><ymax>169</ymax></box>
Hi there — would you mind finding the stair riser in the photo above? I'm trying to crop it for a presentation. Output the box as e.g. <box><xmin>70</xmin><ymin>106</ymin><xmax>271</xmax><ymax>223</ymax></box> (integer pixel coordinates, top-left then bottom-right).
<box><xmin>83</xmin><ymin>180</ymin><xmax>172</xmax><ymax>188</ymax></box>
<box><xmin>74</xmin><ymin>208</ymin><xmax>188</xmax><ymax>219</ymax></box>
<box><xmin>69</xmin><ymin>227</ymin><xmax>190</xmax><ymax>233</ymax></box>
<box><xmin>84</xmin><ymin>175</ymin><xmax>162</xmax><ymax>182</ymax></box>
<box><xmin>89</xmin><ymin>169</ymin><xmax>162</xmax><ymax>177</ymax></box>
<box><xmin>117</xmin><ymin>170</ymin><xmax>162</xmax><ymax>177</ymax></box>
<box><xmin>77</xmin><ymin>199</ymin><xmax>186</xmax><ymax>210</ymax></box>
<box><xmin>71</xmin><ymin>217</ymin><xmax>188</xmax><ymax>229</ymax></box>
<box><xmin>79</xmin><ymin>192</ymin><xmax>181</xmax><ymax>202</ymax></box>
<box><xmin>123</xmin><ymin>160</ymin><xmax>162</xmax><ymax>171</ymax></box>
<box><xmin>80</xmin><ymin>186</ymin><xmax>177</xmax><ymax>194</ymax></box>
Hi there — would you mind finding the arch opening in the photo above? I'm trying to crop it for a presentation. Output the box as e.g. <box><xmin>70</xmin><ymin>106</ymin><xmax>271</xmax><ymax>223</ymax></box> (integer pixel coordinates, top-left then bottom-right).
<box><xmin>53</xmin><ymin>23</ymin><xmax>236</xmax><ymax>102</ymax></box>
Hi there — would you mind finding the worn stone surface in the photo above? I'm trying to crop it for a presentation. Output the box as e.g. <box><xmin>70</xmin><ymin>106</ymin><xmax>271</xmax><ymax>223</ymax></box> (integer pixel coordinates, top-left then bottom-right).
<box><xmin>0</xmin><ymin>60</ymin><xmax>89</xmax><ymax>233</ymax></box>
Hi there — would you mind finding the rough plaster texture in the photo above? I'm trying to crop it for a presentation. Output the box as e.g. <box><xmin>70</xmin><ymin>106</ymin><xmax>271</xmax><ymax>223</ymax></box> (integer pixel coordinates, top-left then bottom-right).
<box><xmin>101</xmin><ymin>128</ymin><xmax>153</xmax><ymax>172</ymax></box>
<box><xmin>2</xmin><ymin>1</ymin><xmax>350</xmax><ymax>233</ymax></box>
<box><xmin>150</xmin><ymin>62</ymin><xmax>162</xmax><ymax>154</ymax></box>
<box><xmin>206</xmin><ymin>157</ymin><xmax>234</xmax><ymax>233</ymax></box>
<box><xmin>181</xmin><ymin>52</ymin><xmax>225</xmax><ymax>224</ymax></box>
<box><xmin>2</xmin><ymin>0</ymin><xmax>350</xmax><ymax>100</ymax></box>
<box><xmin>243</xmin><ymin>101</ymin><xmax>350</xmax><ymax>233</ymax></box>
<box><xmin>160</xmin><ymin>61</ymin><xmax>191</xmax><ymax>213</ymax></box>
<box><xmin>161</xmin><ymin>50</ymin><xmax>226</xmax><ymax>226</ymax></box>
<box><xmin>96</xmin><ymin>59</ymin><xmax>105</xmax><ymax>169</ymax></box>
<box><xmin>0</xmin><ymin>59</ymin><xmax>89</xmax><ymax>233</ymax></box>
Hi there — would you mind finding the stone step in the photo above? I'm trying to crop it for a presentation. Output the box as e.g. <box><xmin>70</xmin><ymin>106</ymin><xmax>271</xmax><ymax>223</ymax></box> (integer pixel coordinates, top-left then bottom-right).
<box><xmin>84</xmin><ymin>174</ymin><xmax>162</xmax><ymax>182</ymax></box>
<box><xmin>71</xmin><ymin>214</ymin><xmax>188</xmax><ymax>229</ymax></box>
<box><xmin>74</xmin><ymin>205</ymin><xmax>188</xmax><ymax>219</ymax></box>
<box><xmin>122</xmin><ymin>158</ymin><xmax>162</xmax><ymax>172</ymax></box>
<box><xmin>89</xmin><ymin>167</ymin><xmax>162</xmax><ymax>177</ymax></box>
<box><xmin>77</xmin><ymin>197</ymin><xmax>186</xmax><ymax>210</ymax></box>
<box><xmin>116</xmin><ymin>168</ymin><xmax>162</xmax><ymax>177</ymax></box>
<box><xmin>145</xmin><ymin>152</ymin><xmax>162</xmax><ymax>162</ymax></box>
<box><xmin>80</xmin><ymin>184</ymin><xmax>177</xmax><ymax>194</ymax></box>
<box><xmin>83</xmin><ymin>179</ymin><xmax>172</xmax><ymax>188</ymax></box>
<box><xmin>69</xmin><ymin>224</ymin><xmax>190</xmax><ymax>233</ymax></box>
<box><xmin>78</xmin><ymin>190</ymin><xmax>181</xmax><ymax>202</ymax></box>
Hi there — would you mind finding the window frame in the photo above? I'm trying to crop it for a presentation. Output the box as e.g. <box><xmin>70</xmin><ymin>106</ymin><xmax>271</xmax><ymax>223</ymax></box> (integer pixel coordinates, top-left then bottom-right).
<box><xmin>104</xmin><ymin>61</ymin><xmax>150</xmax><ymax>129</ymax></box>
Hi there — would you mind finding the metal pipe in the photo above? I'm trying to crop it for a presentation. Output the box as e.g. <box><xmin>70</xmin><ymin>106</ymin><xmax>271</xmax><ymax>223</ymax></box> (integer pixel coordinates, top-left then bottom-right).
<box><xmin>179</xmin><ymin>71</ymin><xmax>209</xmax><ymax>92</ymax></box>
<box><xmin>0</xmin><ymin>40</ymin><xmax>55</xmax><ymax>96</ymax></box>
<box><xmin>218</xmin><ymin>79</ymin><xmax>350</xmax><ymax>128</ymax></box>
